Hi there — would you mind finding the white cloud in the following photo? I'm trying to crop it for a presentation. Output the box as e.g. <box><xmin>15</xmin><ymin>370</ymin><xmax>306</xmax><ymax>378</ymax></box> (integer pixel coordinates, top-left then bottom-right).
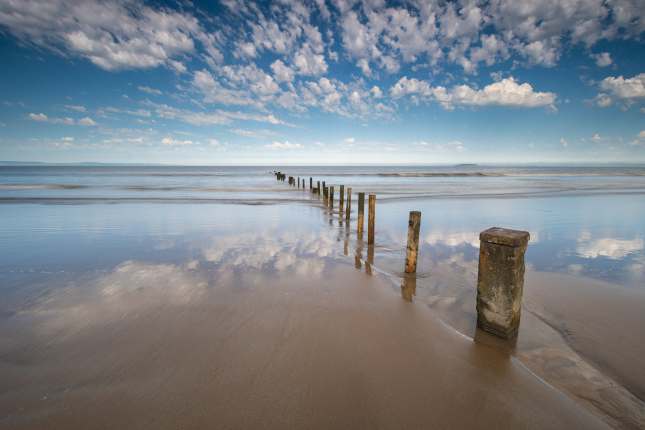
<box><xmin>78</xmin><ymin>117</ymin><xmax>97</xmax><ymax>126</ymax></box>
<box><xmin>162</xmin><ymin>136</ymin><xmax>193</xmax><ymax>146</ymax></box>
<box><xmin>591</xmin><ymin>133</ymin><xmax>602</xmax><ymax>142</ymax></box>
<box><xmin>293</xmin><ymin>43</ymin><xmax>328</xmax><ymax>76</ymax></box>
<box><xmin>596</xmin><ymin>73</ymin><xmax>645</xmax><ymax>108</ymax></box>
<box><xmin>138</xmin><ymin>86</ymin><xmax>162</xmax><ymax>95</ymax></box>
<box><xmin>28</xmin><ymin>112</ymin><xmax>96</xmax><ymax>126</ymax></box>
<box><xmin>560</xmin><ymin>137</ymin><xmax>568</xmax><ymax>147</ymax></box>
<box><xmin>591</xmin><ymin>52</ymin><xmax>612</xmax><ymax>67</ymax></box>
<box><xmin>0</xmin><ymin>0</ymin><xmax>213</xmax><ymax>71</ymax></box>
<box><xmin>594</xmin><ymin>93</ymin><xmax>613</xmax><ymax>108</ymax></box>
<box><xmin>391</xmin><ymin>77</ymin><xmax>556</xmax><ymax>110</ymax></box>
<box><xmin>344</xmin><ymin>137</ymin><xmax>355</xmax><ymax>144</ymax></box>
<box><xmin>28</xmin><ymin>113</ymin><xmax>48</xmax><ymax>122</ymax></box>
<box><xmin>265</xmin><ymin>141</ymin><xmax>303</xmax><ymax>150</ymax></box>
<box><xmin>64</xmin><ymin>104</ymin><xmax>86</xmax><ymax>112</ymax></box>
<box><xmin>270</xmin><ymin>60</ymin><xmax>294</xmax><ymax>83</ymax></box>
<box><xmin>390</xmin><ymin>77</ymin><xmax>432</xmax><ymax>99</ymax></box>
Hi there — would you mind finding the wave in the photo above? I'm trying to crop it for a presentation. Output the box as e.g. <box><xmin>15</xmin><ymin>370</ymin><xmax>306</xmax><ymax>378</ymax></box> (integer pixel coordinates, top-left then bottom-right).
<box><xmin>0</xmin><ymin>184</ymin><xmax>87</xmax><ymax>190</ymax></box>
<box><xmin>376</xmin><ymin>172</ymin><xmax>503</xmax><ymax>177</ymax></box>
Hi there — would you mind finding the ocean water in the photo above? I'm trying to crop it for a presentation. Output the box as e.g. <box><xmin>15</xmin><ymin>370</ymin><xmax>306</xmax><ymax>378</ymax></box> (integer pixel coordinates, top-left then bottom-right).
<box><xmin>1</xmin><ymin>165</ymin><xmax>644</xmax><ymax>290</ymax></box>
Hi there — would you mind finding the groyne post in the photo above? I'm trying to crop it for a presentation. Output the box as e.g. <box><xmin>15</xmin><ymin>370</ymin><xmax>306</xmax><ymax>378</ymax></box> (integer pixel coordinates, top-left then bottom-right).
<box><xmin>310</xmin><ymin>177</ymin><xmax>312</xmax><ymax>191</ymax></box>
<box><xmin>339</xmin><ymin>185</ymin><xmax>344</xmax><ymax>213</ymax></box>
<box><xmin>317</xmin><ymin>181</ymin><xmax>321</xmax><ymax>195</ymax></box>
<box><xmin>476</xmin><ymin>227</ymin><xmax>530</xmax><ymax>339</ymax></box>
<box><xmin>404</xmin><ymin>211</ymin><xmax>421</xmax><ymax>273</ymax></box>
<box><xmin>357</xmin><ymin>192</ymin><xmax>365</xmax><ymax>237</ymax></box>
<box><xmin>323</xmin><ymin>186</ymin><xmax>328</xmax><ymax>203</ymax></box>
<box><xmin>329</xmin><ymin>186</ymin><xmax>334</xmax><ymax>208</ymax></box>
<box><xmin>368</xmin><ymin>194</ymin><xmax>376</xmax><ymax>245</ymax></box>
<box><xmin>346</xmin><ymin>187</ymin><xmax>352</xmax><ymax>222</ymax></box>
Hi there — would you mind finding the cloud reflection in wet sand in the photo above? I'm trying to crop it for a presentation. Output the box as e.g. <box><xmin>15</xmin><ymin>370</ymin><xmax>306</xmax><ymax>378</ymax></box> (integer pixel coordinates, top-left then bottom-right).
<box><xmin>576</xmin><ymin>231</ymin><xmax>644</xmax><ymax>259</ymax></box>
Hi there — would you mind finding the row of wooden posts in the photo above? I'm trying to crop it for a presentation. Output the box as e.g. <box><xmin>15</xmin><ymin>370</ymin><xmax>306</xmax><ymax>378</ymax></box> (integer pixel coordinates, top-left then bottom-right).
<box><xmin>274</xmin><ymin>170</ymin><xmax>530</xmax><ymax>340</ymax></box>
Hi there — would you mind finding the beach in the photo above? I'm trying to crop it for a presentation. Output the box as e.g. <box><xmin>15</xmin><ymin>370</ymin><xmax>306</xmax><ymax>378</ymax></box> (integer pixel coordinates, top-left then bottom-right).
<box><xmin>1</xmin><ymin>165</ymin><xmax>645</xmax><ymax>429</ymax></box>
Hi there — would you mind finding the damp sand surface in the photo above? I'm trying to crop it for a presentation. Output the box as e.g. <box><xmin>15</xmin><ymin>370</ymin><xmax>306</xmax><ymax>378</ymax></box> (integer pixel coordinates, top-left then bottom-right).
<box><xmin>0</xmin><ymin>262</ymin><xmax>608</xmax><ymax>430</ymax></box>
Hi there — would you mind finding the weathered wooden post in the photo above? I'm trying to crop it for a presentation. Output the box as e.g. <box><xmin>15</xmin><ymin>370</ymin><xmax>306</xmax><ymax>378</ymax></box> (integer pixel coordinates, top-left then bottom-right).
<box><xmin>317</xmin><ymin>181</ymin><xmax>321</xmax><ymax>195</ymax></box>
<box><xmin>310</xmin><ymin>177</ymin><xmax>313</xmax><ymax>191</ymax></box>
<box><xmin>368</xmin><ymin>194</ymin><xmax>376</xmax><ymax>245</ymax></box>
<box><xmin>323</xmin><ymin>186</ymin><xmax>328</xmax><ymax>203</ymax></box>
<box><xmin>329</xmin><ymin>186</ymin><xmax>334</xmax><ymax>208</ymax></box>
<box><xmin>357</xmin><ymin>192</ymin><xmax>365</xmax><ymax>237</ymax></box>
<box><xmin>345</xmin><ymin>187</ymin><xmax>352</xmax><ymax>222</ymax></box>
<box><xmin>401</xmin><ymin>276</ymin><xmax>416</xmax><ymax>302</ymax></box>
<box><xmin>405</xmin><ymin>211</ymin><xmax>422</xmax><ymax>273</ymax></box>
<box><xmin>476</xmin><ymin>227</ymin><xmax>530</xmax><ymax>339</ymax></box>
<box><xmin>339</xmin><ymin>185</ymin><xmax>344</xmax><ymax>213</ymax></box>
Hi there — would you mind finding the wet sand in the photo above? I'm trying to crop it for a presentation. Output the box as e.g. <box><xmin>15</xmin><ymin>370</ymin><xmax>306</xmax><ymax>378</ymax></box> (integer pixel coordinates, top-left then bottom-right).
<box><xmin>395</xmin><ymin>261</ymin><xmax>645</xmax><ymax>429</ymax></box>
<box><xmin>0</xmin><ymin>262</ymin><xmax>607</xmax><ymax>429</ymax></box>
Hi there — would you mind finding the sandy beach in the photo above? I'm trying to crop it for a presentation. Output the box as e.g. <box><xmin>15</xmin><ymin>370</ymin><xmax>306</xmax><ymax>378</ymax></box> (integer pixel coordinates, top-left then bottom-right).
<box><xmin>0</xmin><ymin>261</ymin><xmax>609</xmax><ymax>429</ymax></box>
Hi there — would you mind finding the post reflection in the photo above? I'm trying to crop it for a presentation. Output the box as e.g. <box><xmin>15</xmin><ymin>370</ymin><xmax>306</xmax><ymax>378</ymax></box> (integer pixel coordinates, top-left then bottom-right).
<box><xmin>365</xmin><ymin>244</ymin><xmax>375</xmax><ymax>275</ymax></box>
<box><xmin>355</xmin><ymin>238</ymin><xmax>363</xmax><ymax>269</ymax></box>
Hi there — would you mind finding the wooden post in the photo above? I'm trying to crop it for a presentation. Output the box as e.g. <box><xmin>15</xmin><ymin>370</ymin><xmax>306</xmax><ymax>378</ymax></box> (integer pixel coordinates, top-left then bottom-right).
<box><xmin>317</xmin><ymin>181</ymin><xmax>320</xmax><ymax>195</ymax></box>
<box><xmin>401</xmin><ymin>276</ymin><xmax>416</xmax><ymax>302</ymax></box>
<box><xmin>357</xmin><ymin>192</ymin><xmax>365</xmax><ymax>237</ymax></box>
<box><xmin>323</xmin><ymin>186</ymin><xmax>328</xmax><ymax>202</ymax></box>
<box><xmin>345</xmin><ymin>187</ymin><xmax>352</xmax><ymax>222</ymax></box>
<box><xmin>404</xmin><ymin>211</ymin><xmax>421</xmax><ymax>273</ymax></box>
<box><xmin>329</xmin><ymin>186</ymin><xmax>334</xmax><ymax>208</ymax></box>
<box><xmin>310</xmin><ymin>177</ymin><xmax>313</xmax><ymax>191</ymax></box>
<box><xmin>476</xmin><ymin>227</ymin><xmax>530</xmax><ymax>339</ymax></box>
<box><xmin>339</xmin><ymin>185</ymin><xmax>344</xmax><ymax>212</ymax></box>
<box><xmin>368</xmin><ymin>194</ymin><xmax>376</xmax><ymax>245</ymax></box>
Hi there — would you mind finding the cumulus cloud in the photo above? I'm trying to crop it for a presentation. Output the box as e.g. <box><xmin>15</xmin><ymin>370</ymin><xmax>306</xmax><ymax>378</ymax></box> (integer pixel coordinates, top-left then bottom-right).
<box><xmin>591</xmin><ymin>52</ymin><xmax>613</xmax><ymax>67</ymax></box>
<box><xmin>0</xmin><ymin>0</ymin><xmax>218</xmax><ymax>71</ymax></box>
<box><xmin>391</xmin><ymin>77</ymin><xmax>556</xmax><ymax>110</ymax></box>
<box><xmin>270</xmin><ymin>60</ymin><xmax>295</xmax><ymax>83</ymax></box>
<box><xmin>595</xmin><ymin>73</ymin><xmax>645</xmax><ymax>108</ymax></box>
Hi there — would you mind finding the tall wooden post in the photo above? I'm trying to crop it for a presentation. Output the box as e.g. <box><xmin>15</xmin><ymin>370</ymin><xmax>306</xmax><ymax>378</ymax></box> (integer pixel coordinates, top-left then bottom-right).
<box><xmin>368</xmin><ymin>194</ymin><xmax>376</xmax><ymax>245</ymax></box>
<box><xmin>345</xmin><ymin>187</ymin><xmax>352</xmax><ymax>222</ymax></box>
<box><xmin>357</xmin><ymin>192</ymin><xmax>365</xmax><ymax>237</ymax></box>
<box><xmin>404</xmin><ymin>211</ymin><xmax>422</xmax><ymax>273</ymax></box>
<box><xmin>339</xmin><ymin>185</ymin><xmax>344</xmax><ymax>213</ymax></box>
<box><xmin>329</xmin><ymin>186</ymin><xmax>334</xmax><ymax>208</ymax></box>
<box><xmin>476</xmin><ymin>227</ymin><xmax>530</xmax><ymax>339</ymax></box>
<box><xmin>317</xmin><ymin>181</ymin><xmax>321</xmax><ymax>195</ymax></box>
<box><xmin>310</xmin><ymin>177</ymin><xmax>313</xmax><ymax>191</ymax></box>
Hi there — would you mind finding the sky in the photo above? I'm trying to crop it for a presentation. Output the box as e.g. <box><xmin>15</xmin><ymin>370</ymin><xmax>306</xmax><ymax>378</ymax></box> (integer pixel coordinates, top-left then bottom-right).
<box><xmin>0</xmin><ymin>0</ymin><xmax>644</xmax><ymax>165</ymax></box>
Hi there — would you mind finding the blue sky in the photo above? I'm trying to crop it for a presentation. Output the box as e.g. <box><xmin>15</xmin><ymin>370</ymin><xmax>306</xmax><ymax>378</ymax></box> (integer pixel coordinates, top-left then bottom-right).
<box><xmin>0</xmin><ymin>0</ymin><xmax>644</xmax><ymax>165</ymax></box>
